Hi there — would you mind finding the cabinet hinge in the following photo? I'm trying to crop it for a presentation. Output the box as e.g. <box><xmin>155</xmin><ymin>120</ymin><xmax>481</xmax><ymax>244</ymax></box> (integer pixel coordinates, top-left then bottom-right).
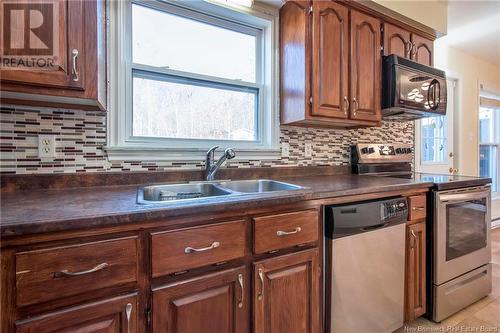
<box><xmin>309</xmin><ymin>5</ymin><xmax>313</xmax><ymax>14</ymax></box>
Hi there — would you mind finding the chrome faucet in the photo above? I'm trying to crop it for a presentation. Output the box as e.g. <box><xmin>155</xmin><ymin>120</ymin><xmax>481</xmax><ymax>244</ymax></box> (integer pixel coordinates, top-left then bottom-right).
<box><xmin>205</xmin><ymin>146</ymin><xmax>236</xmax><ymax>181</ymax></box>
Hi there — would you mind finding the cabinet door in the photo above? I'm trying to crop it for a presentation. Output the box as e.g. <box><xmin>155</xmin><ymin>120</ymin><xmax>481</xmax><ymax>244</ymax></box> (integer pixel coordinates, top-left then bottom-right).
<box><xmin>350</xmin><ymin>10</ymin><xmax>381</xmax><ymax>122</ymax></box>
<box><xmin>383</xmin><ymin>23</ymin><xmax>411</xmax><ymax>58</ymax></box>
<box><xmin>411</xmin><ymin>34</ymin><xmax>433</xmax><ymax>66</ymax></box>
<box><xmin>15</xmin><ymin>294</ymin><xmax>137</xmax><ymax>333</ymax></box>
<box><xmin>280</xmin><ymin>0</ymin><xmax>311</xmax><ymax>124</ymax></box>
<box><xmin>311</xmin><ymin>1</ymin><xmax>349</xmax><ymax>119</ymax></box>
<box><xmin>1</xmin><ymin>0</ymin><xmax>85</xmax><ymax>89</ymax></box>
<box><xmin>152</xmin><ymin>267</ymin><xmax>248</xmax><ymax>333</ymax></box>
<box><xmin>405</xmin><ymin>221</ymin><xmax>426</xmax><ymax>321</ymax></box>
<box><xmin>253</xmin><ymin>249</ymin><xmax>319</xmax><ymax>333</ymax></box>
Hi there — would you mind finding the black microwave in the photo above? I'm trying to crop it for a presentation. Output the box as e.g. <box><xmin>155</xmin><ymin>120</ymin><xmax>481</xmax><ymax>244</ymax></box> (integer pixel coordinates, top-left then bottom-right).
<box><xmin>382</xmin><ymin>55</ymin><xmax>447</xmax><ymax>120</ymax></box>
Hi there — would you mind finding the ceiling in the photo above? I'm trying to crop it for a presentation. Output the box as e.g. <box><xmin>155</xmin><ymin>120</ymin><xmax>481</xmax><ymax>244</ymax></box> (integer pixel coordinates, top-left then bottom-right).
<box><xmin>445</xmin><ymin>0</ymin><xmax>500</xmax><ymax>66</ymax></box>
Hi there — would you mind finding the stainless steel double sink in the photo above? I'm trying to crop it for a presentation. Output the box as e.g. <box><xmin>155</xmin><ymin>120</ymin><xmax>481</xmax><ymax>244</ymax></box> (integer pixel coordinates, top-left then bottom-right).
<box><xmin>137</xmin><ymin>179</ymin><xmax>303</xmax><ymax>204</ymax></box>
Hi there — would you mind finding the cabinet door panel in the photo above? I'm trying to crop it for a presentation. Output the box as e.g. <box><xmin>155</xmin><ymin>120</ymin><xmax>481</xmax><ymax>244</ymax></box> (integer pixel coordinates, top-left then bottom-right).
<box><xmin>405</xmin><ymin>221</ymin><xmax>426</xmax><ymax>321</ymax></box>
<box><xmin>253</xmin><ymin>249</ymin><xmax>319</xmax><ymax>333</ymax></box>
<box><xmin>153</xmin><ymin>267</ymin><xmax>248</xmax><ymax>333</ymax></box>
<box><xmin>279</xmin><ymin>0</ymin><xmax>311</xmax><ymax>124</ymax></box>
<box><xmin>15</xmin><ymin>294</ymin><xmax>137</xmax><ymax>333</ymax></box>
<box><xmin>383</xmin><ymin>23</ymin><xmax>411</xmax><ymax>58</ymax></box>
<box><xmin>1</xmin><ymin>0</ymin><xmax>85</xmax><ymax>89</ymax></box>
<box><xmin>411</xmin><ymin>34</ymin><xmax>433</xmax><ymax>66</ymax></box>
<box><xmin>311</xmin><ymin>1</ymin><xmax>349</xmax><ymax>119</ymax></box>
<box><xmin>350</xmin><ymin>10</ymin><xmax>381</xmax><ymax>122</ymax></box>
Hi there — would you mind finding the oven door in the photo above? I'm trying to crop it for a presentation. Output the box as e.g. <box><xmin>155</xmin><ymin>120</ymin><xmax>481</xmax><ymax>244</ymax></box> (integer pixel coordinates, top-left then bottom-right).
<box><xmin>434</xmin><ymin>186</ymin><xmax>491</xmax><ymax>285</ymax></box>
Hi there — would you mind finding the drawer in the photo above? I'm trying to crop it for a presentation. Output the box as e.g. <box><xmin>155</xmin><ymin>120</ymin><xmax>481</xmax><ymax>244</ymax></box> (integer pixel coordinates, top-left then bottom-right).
<box><xmin>408</xmin><ymin>195</ymin><xmax>427</xmax><ymax>221</ymax></box>
<box><xmin>253</xmin><ymin>209</ymin><xmax>319</xmax><ymax>254</ymax></box>
<box><xmin>15</xmin><ymin>236</ymin><xmax>138</xmax><ymax>307</ymax></box>
<box><xmin>151</xmin><ymin>220</ymin><xmax>246</xmax><ymax>277</ymax></box>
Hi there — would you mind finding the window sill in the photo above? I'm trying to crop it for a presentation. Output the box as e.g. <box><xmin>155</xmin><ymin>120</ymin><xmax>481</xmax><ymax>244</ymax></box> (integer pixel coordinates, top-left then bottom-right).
<box><xmin>104</xmin><ymin>146</ymin><xmax>281</xmax><ymax>162</ymax></box>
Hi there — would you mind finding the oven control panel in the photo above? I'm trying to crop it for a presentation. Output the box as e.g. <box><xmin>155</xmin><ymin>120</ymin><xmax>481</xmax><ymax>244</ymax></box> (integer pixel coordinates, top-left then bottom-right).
<box><xmin>381</xmin><ymin>198</ymin><xmax>408</xmax><ymax>221</ymax></box>
<box><xmin>351</xmin><ymin>143</ymin><xmax>413</xmax><ymax>164</ymax></box>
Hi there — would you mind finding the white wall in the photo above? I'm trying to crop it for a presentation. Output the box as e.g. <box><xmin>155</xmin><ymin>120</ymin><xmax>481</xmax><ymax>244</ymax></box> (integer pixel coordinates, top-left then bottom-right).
<box><xmin>373</xmin><ymin>0</ymin><xmax>448</xmax><ymax>34</ymax></box>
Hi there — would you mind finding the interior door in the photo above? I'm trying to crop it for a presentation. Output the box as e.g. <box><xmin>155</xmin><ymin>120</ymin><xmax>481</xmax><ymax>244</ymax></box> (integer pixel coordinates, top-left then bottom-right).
<box><xmin>311</xmin><ymin>1</ymin><xmax>348</xmax><ymax>119</ymax></box>
<box><xmin>415</xmin><ymin>79</ymin><xmax>456</xmax><ymax>174</ymax></box>
<box><xmin>349</xmin><ymin>10</ymin><xmax>381</xmax><ymax>122</ymax></box>
<box><xmin>383</xmin><ymin>23</ymin><xmax>411</xmax><ymax>59</ymax></box>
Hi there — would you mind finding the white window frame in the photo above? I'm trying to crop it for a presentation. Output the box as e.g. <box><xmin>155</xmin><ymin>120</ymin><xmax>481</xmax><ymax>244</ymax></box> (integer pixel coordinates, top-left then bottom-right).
<box><xmin>106</xmin><ymin>0</ymin><xmax>279</xmax><ymax>161</ymax></box>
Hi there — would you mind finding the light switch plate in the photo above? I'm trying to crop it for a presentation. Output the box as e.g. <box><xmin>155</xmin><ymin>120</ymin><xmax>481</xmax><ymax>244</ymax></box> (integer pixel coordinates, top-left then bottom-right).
<box><xmin>281</xmin><ymin>142</ymin><xmax>290</xmax><ymax>158</ymax></box>
<box><xmin>38</xmin><ymin>134</ymin><xmax>56</xmax><ymax>158</ymax></box>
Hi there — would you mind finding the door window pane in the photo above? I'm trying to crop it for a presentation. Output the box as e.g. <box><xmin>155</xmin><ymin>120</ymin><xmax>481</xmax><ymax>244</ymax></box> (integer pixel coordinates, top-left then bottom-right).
<box><xmin>446</xmin><ymin>198</ymin><xmax>487</xmax><ymax>261</ymax></box>
<box><xmin>132</xmin><ymin>3</ymin><xmax>257</xmax><ymax>82</ymax></box>
<box><xmin>421</xmin><ymin>116</ymin><xmax>447</xmax><ymax>163</ymax></box>
<box><xmin>132</xmin><ymin>74</ymin><xmax>257</xmax><ymax>141</ymax></box>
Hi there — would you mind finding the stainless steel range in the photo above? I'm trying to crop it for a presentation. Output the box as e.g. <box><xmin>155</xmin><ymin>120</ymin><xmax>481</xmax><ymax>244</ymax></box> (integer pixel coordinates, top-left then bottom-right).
<box><xmin>351</xmin><ymin>143</ymin><xmax>492</xmax><ymax>322</ymax></box>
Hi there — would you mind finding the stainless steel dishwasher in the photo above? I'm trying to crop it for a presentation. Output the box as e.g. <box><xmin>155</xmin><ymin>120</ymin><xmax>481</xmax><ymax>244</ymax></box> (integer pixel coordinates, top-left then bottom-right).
<box><xmin>324</xmin><ymin>197</ymin><xmax>408</xmax><ymax>333</ymax></box>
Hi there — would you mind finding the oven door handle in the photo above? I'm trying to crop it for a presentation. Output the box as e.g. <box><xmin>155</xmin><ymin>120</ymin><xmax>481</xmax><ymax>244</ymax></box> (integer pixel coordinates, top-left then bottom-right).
<box><xmin>439</xmin><ymin>189</ymin><xmax>490</xmax><ymax>203</ymax></box>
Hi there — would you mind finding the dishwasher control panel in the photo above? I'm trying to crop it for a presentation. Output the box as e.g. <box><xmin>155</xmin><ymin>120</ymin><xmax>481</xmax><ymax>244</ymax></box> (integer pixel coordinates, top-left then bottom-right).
<box><xmin>381</xmin><ymin>198</ymin><xmax>408</xmax><ymax>221</ymax></box>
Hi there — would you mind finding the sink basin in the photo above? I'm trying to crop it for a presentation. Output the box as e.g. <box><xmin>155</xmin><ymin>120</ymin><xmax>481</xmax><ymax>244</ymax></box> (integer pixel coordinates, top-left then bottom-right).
<box><xmin>217</xmin><ymin>179</ymin><xmax>302</xmax><ymax>193</ymax></box>
<box><xmin>137</xmin><ymin>179</ymin><xmax>303</xmax><ymax>204</ymax></box>
<box><xmin>138</xmin><ymin>183</ymin><xmax>232</xmax><ymax>204</ymax></box>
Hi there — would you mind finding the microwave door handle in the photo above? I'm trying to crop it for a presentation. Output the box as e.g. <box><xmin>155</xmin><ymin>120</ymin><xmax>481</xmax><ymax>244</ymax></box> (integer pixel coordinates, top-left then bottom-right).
<box><xmin>433</xmin><ymin>80</ymin><xmax>441</xmax><ymax>110</ymax></box>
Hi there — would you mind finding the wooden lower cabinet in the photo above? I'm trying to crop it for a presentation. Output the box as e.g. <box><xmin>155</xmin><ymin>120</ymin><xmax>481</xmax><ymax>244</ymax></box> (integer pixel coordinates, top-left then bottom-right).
<box><xmin>253</xmin><ymin>249</ymin><xmax>320</xmax><ymax>333</ymax></box>
<box><xmin>152</xmin><ymin>266</ymin><xmax>248</xmax><ymax>333</ymax></box>
<box><xmin>15</xmin><ymin>294</ymin><xmax>138</xmax><ymax>333</ymax></box>
<box><xmin>405</xmin><ymin>221</ymin><xmax>426</xmax><ymax>321</ymax></box>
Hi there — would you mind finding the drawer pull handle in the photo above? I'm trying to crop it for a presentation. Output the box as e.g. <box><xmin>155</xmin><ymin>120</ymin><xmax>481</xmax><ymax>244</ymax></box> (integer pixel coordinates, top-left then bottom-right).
<box><xmin>237</xmin><ymin>273</ymin><xmax>244</xmax><ymax>308</ymax></box>
<box><xmin>412</xmin><ymin>207</ymin><xmax>425</xmax><ymax>211</ymax></box>
<box><xmin>410</xmin><ymin>230</ymin><xmax>417</xmax><ymax>249</ymax></box>
<box><xmin>53</xmin><ymin>262</ymin><xmax>108</xmax><ymax>278</ymax></box>
<box><xmin>277</xmin><ymin>227</ymin><xmax>301</xmax><ymax>236</ymax></box>
<box><xmin>71</xmin><ymin>48</ymin><xmax>79</xmax><ymax>82</ymax></box>
<box><xmin>258</xmin><ymin>268</ymin><xmax>264</xmax><ymax>301</ymax></box>
<box><xmin>125</xmin><ymin>303</ymin><xmax>132</xmax><ymax>333</ymax></box>
<box><xmin>185</xmin><ymin>241</ymin><xmax>220</xmax><ymax>254</ymax></box>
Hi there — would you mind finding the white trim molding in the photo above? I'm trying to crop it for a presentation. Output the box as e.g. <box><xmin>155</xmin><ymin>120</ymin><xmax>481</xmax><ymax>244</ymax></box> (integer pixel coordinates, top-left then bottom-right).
<box><xmin>106</xmin><ymin>0</ymin><xmax>280</xmax><ymax>161</ymax></box>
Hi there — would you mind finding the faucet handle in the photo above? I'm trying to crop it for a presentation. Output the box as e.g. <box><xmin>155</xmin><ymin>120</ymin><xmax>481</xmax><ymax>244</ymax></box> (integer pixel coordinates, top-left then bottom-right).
<box><xmin>224</xmin><ymin>148</ymin><xmax>236</xmax><ymax>159</ymax></box>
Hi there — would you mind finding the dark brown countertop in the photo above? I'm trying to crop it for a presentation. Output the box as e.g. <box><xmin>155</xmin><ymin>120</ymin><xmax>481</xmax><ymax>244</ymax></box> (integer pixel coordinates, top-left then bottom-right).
<box><xmin>0</xmin><ymin>174</ymin><xmax>433</xmax><ymax>237</ymax></box>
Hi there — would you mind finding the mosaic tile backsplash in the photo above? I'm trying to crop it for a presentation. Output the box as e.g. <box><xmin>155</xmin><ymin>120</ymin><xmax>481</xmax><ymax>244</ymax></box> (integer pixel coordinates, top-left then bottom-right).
<box><xmin>0</xmin><ymin>106</ymin><xmax>414</xmax><ymax>174</ymax></box>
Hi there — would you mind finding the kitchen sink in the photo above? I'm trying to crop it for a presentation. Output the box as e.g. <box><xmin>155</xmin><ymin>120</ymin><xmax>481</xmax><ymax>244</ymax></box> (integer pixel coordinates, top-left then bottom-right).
<box><xmin>137</xmin><ymin>179</ymin><xmax>303</xmax><ymax>204</ymax></box>
<box><xmin>138</xmin><ymin>183</ymin><xmax>233</xmax><ymax>203</ymax></box>
<box><xmin>216</xmin><ymin>179</ymin><xmax>302</xmax><ymax>193</ymax></box>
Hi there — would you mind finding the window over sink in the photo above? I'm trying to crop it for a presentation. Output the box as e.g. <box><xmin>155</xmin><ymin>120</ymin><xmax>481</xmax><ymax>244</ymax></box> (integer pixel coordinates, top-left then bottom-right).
<box><xmin>107</xmin><ymin>0</ymin><xmax>279</xmax><ymax>161</ymax></box>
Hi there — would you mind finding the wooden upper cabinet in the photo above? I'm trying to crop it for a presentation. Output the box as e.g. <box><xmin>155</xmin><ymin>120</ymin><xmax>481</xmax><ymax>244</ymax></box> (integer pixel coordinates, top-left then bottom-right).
<box><xmin>152</xmin><ymin>267</ymin><xmax>248</xmax><ymax>333</ymax></box>
<box><xmin>279</xmin><ymin>0</ymin><xmax>311</xmax><ymax>124</ymax></box>
<box><xmin>253</xmin><ymin>249</ymin><xmax>319</xmax><ymax>333</ymax></box>
<box><xmin>311</xmin><ymin>1</ymin><xmax>349</xmax><ymax>119</ymax></box>
<box><xmin>383</xmin><ymin>23</ymin><xmax>412</xmax><ymax>58</ymax></box>
<box><xmin>0</xmin><ymin>0</ymin><xmax>106</xmax><ymax>110</ymax></box>
<box><xmin>411</xmin><ymin>34</ymin><xmax>434</xmax><ymax>66</ymax></box>
<box><xmin>15</xmin><ymin>294</ymin><xmax>138</xmax><ymax>333</ymax></box>
<box><xmin>350</xmin><ymin>10</ymin><xmax>381</xmax><ymax>122</ymax></box>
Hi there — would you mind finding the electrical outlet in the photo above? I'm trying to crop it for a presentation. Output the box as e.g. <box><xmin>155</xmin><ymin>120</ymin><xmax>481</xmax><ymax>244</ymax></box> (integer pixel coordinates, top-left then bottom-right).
<box><xmin>304</xmin><ymin>142</ymin><xmax>312</xmax><ymax>158</ymax></box>
<box><xmin>281</xmin><ymin>142</ymin><xmax>290</xmax><ymax>158</ymax></box>
<box><xmin>38</xmin><ymin>134</ymin><xmax>56</xmax><ymax>158</ymax></box>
